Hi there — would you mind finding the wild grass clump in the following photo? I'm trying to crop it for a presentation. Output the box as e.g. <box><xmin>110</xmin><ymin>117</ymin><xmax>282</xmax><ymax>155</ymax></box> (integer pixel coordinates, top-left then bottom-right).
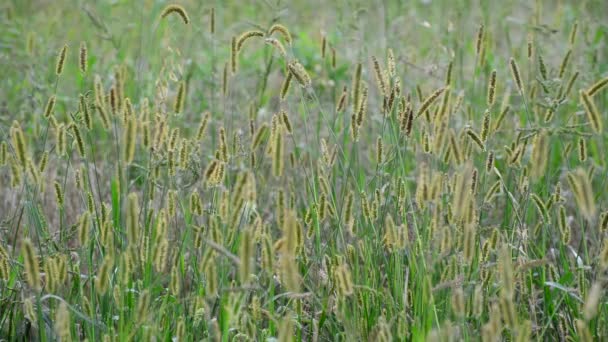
<box><xmin>0</xmin><ymin>1</ymin><xmax>607</xmax><ymax>340</ymax></box>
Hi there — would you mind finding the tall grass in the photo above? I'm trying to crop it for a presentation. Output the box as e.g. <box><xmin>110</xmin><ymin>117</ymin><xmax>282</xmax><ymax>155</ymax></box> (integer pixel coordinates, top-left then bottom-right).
<box><xmin>1</xmin><ymin>0</ymin><xmax>607</xmax><ymax>340</ymax></box>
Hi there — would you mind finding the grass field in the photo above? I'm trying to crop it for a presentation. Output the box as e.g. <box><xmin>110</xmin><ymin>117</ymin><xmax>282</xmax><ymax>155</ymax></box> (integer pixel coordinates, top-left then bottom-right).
<box><xmin>1</xmin><ymin>0</ymin><xmax>608</xmax><ymax>340</ymax></box>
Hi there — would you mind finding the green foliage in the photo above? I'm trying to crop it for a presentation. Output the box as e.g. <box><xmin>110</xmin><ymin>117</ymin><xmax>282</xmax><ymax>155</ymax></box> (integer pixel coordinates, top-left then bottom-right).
<box><xmin>1</xmin><ymin>0</ymin><xmax>608</xmax><ymax>341</ymax></box>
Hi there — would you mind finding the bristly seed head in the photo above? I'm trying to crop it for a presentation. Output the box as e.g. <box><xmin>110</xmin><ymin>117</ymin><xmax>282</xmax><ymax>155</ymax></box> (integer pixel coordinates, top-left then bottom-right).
<box><xmin>160</xmin><ymin>4</ymin><xmax>190</xmax><ymax>24</ymax></box>
<box><xmin>174</xmin><ymin>81</ymin><xmax>186</xmax><ymax>114</ymax></box>
<box><xmin>55</xmin><ymin>44</ymin><xmax>68</xmax><ymax>76</ymax></box>
<box><xmin>79</xmin><ymin>41</ymin><xmax>88</xmax><ymax>74</ymax></box>
<box><xmin>475</xmin><ymin>23</ymin><xmax>484</xmax><ymax>56</ymax></box>
<box><xmin>287</xmin><ymin>60</ymin><xmax>311</xmax><ymax>87</ymax></box>
<box><xmin>509</xmin><ymin>57</ymin><xmax>524</xmax><ymax>94</ymax></box>
<box><xmin>587</xmin><ymin>76</ymin><xmax>608</xmax><ymax>97</ymax></box>
<box><xmin>268</xmin><ymin>23</ymin><xmax>292</xmax><ymax>44</ymax></box>
<box><xmin>236</xmin><ymin>30</ymin><xmax>265</xmax><ymax>51</ymax></box>
<box><xmin>487</xmin><ymin>70</ymin><xmax>497</xmax><ymax>106</ymax></box>
<box><xmin>580</xmin><ymin>90</ymin><xmax>603</xmax><ymax>134</ymax></box>
<box><xmin>22</xmin><ymin>238</ymin><xmax>41</xmax><ymax>291</ymax></box>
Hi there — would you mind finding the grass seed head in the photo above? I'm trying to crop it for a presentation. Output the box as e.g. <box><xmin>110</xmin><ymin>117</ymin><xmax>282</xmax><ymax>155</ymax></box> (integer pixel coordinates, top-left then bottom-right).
<box><xmin>71</xmin><ymin>123</ymin><xmax>86</xmax><ymax>158</ymax></box>
<box><xmin>127</xmin><ymin>192</ymin><xmax>139</xmax><ymax>244</ymax></box>
<box><xmin>173</xmin><ymin>81</ymin><xmax>186</xmax><ymax>114</ymax></box>
<box><xmin>44</xmin><ymin>95</ymin><xmax>56</xmax><ymax>119</ymax></box>
<box><xmin>268</xmin><ymin>23</ymin><xmax>292</xmax><ymax>44</ymax></box>
<box><xmin>509</xmin><ymin>57</ymin><xmax>524</xmax><ymax>94</ymax></box>
<box><xmin>558</xmin><ymin>49</ymin><xmax>572</xmax><ymax>79</ymax></box>
<box><xmin>272</xmin><ymin>129</ymin><xmax>284</xmax><ymax>178</ymax></box>
<box><xmin>487</xmin><ymin>70</ymin><xmax>497</xmax><ymax>106</ymax></box>
<box><xmin>527</xmin><ymin>33</ymin><xmax>534</xmax><ymax>59</ymax></box>
<box><xmin>0</xmin><ymin>142</ymin><xmax>6</xmax><ymax>166</ymax></box>
<box><xmin>236</xmin><ymin>30</ymin><xmax>265</xmax><ymax>51</ymax></box>
<box><xmin>587</xmin><ymin>76</ymin><xmax>608</xmax><ymax>97</ymax></box>
<box><xmin>417</xmin><ymin>86</ymin><xmax>446</xmax><ymax>118</ymax></box>
<box><xmin>445</xmin><ymin>60</ymin><xmax>453</xmax><ymax>86</ymax></box>
<box><xmin>78</xmin><ymin>211</ymin><xmax>91</xmax><ymax>246</ymax></box>
<box><xmin>372</xmin><ymin>56</ymin><xmax>388</xmax><ymax>96</ymax></box>
<box><xmin>230</xmin><ymin>36</ymin><xmax>238</xmax><ymax>74</ymax></box>
<box><xmin>209</xmin><ymin>7</ymin><xmax>215</xmax><ymax>34</ymax></box>
<box><xmin>96</xmin><ymin>255</ymin><xmax>113</xmax><ymax>294</ymax></box>
<box><xmin>336</xmin><ymin>86</ymin><xmax>348</xmax><ymax>112</ymax></box>
<box><xmin>160</xmin><ymin>4</ymin><xmax>190</xmax><ymax>24</ymax></box>
<box><xmin>54</xmin><ymin>181</ymin><xmax>64</xmax><ymax>208</ymax></box>
<box><xmin>55</xmin><ymin>44</ymin><xmax>68</xmax><ymax>76</ymax></box>
<box><xmin>22</xmin><ymin>239</ymin><xmax>40</xmax><ymax>291</ymax></box>
<box><xmin>538</xmin><ymin>53</ymin><xmax>547</xmax><ymax>80</ymax></box>
<box><xmin>599</xmin><ymin>211</ymin><xmax>608</xmax><ymax>234</ymax></box>
<box><xmin>280</xmin><ymin>71</ymin><xmax>293</xmax><ymax>100</ymax></box>
<box><xmin>600</xmin><ymin>242</ymin><xmax>608</xmax><ymax>270</ymax></box>
<box><xmin>55</xmin><ymin>302</ymin><xmax>71</xmax><ymax>340</ymax></box>
<box><xmin>567</xmin><ymin>168</ymin><xmax>596</xmax><ymax>221</ymax></box>
<box><xmin>569</xmin><ymin>21</ymin><xmax>578</xmax><ymax>45</ymax></box>
<box><xmin>79</xmin><ymin>41</ymin><xmax>87</xmax><ymax>73</ymax></box>
<box><xmin>238</xmin><ymin>228</ymin><xmax>254</xmax><ymax>284</ymax></box>
<box><xmin>475</xmin><ymin>23</ymin><xmax>484</xmax><ymax>56</ymax></box>
<box><xmin>352</xmin><ymin>63</ymin><xmax>362</xmax><ymax>112</ymax></box>
<box><xmin>578</xmin><ymin>137</ymin><xmax>587</xmax><ymax>162</ymax></box>
<box><xmin>124</xmin><ymin>118</ymin><xmax>136</xmax><ymax>164</ymax></box>
<box><xmin>10</xmin><ymin>121</ymin><xmax>27</xmax><ymax>169</ymax></box>
<box><xmin>288</xmin><ymin>60</ymin><xmax>312</xmax><ymax>87</ymax></box>
<box><xmin>580</xmin><ymin>90</ymin><xmax>603</xmax><ymax>134</ymax></box>
<box><xmin>265</xmin><ymin>37</ymin><xmax>287</xmax><ymax>57</ymax></box>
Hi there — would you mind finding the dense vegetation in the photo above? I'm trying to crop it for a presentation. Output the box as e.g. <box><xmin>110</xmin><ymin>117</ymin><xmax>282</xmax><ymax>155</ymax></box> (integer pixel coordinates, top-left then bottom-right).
<box><xmin>1</xmin><ymin>0</ymin><xmax>608</xmax><ymax>340</ymax></box>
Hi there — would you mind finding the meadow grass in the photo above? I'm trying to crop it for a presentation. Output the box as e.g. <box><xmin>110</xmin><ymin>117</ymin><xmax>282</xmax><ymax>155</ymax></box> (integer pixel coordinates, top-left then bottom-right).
<box><xmin>1</xmin><ymin>0</ymin><xmax>608</xmax><ymax>340</ymax></box>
